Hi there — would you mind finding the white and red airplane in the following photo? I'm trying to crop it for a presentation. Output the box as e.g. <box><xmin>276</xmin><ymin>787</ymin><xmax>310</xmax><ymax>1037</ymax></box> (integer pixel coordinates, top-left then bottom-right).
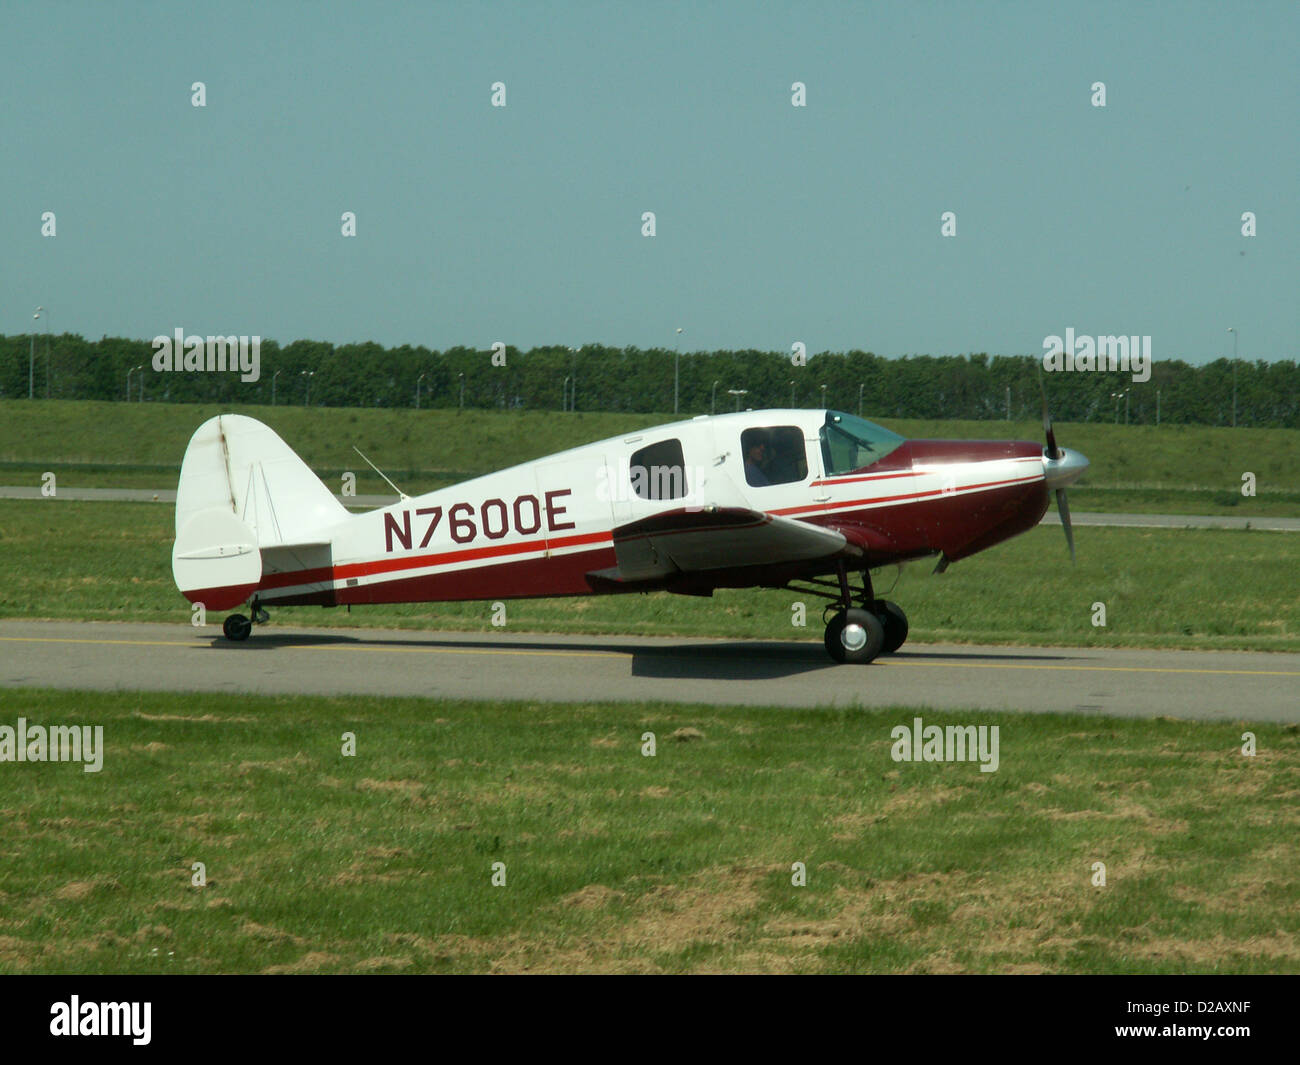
<box><xmin>171</xmin><ymin>407</ymin><xmax>1088</xmax><ymax>663</ymax></box>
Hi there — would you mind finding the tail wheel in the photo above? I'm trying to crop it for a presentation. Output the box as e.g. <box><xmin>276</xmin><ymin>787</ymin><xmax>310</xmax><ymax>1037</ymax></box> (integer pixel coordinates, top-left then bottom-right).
<box><xmin>875</xmin><ymin>600</ymin><xmax>909</xmax><ymax>654</ymax></box>
<box><xmin>824</xmin><ymin>608</ymin><xmax>885</xmax><ymax>664</ymax></box>
<box><xmin>223</xmin><ymin>614</ymin><xmax>252</xmax><ymax>642</ymax></box>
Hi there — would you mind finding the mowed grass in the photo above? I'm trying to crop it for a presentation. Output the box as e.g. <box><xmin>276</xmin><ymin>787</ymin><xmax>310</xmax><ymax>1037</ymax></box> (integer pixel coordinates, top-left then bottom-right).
<box><xmin>1</xmin><ymin>499</ymin><xmax>1296</xmax><ymax>651</ymax></box>
<box><xmin>3</xmin><ymin>400</ymin><xmax>1298</xmax><ymax>514</ymax></box>
<box><xmin>0</xmin><ymin>688</ymin><xmax>1295</xmax><ymax>974</ymax></box>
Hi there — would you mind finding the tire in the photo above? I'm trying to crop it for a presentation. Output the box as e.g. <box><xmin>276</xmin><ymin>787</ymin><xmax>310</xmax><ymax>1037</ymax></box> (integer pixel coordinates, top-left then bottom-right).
<box><xmin>876</xmin><ymin>600</ymin><xmax>909</xmax><ymax>654</ymax></box>
<box><xmin>824</xmin><ymin>608</ymin><xmax>885</xmax><ymax>664</ymax></box>
<box><xmin>223</xmin><ymin>614</ymin><xmax>252</xmax><ymax>642</ymax></box>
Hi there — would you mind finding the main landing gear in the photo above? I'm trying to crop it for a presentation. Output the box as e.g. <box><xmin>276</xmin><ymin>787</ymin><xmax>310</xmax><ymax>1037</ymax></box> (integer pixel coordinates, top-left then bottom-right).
<box><xmin>222</xmin><ymin>601</ymin><xmax>270</xmax><ymax>642</ymax></box>
<box><xmin>787</xmin><ymin>563</ymin><xmax>909</xmax><ymax>665</ymax></box>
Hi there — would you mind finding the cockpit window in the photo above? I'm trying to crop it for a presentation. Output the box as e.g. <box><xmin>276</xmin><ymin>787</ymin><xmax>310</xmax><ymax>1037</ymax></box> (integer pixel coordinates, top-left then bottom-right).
<box><xmin>741</xmin><ymin>426</ymin><xmax>808</xmax><ymax>487</ymax></box>
<box><xmin>629</xmin><ymin>438</ymin><xmax>689</xmax><ymax>500</ymax></box>
<box><xmin>819</xmin><ymin>411</ymin><xmax>905</xmax><ymax>476</ymax></box>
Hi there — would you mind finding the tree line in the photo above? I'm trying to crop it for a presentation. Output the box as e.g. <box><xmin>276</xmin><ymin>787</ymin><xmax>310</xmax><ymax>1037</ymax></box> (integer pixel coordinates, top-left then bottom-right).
<box><xmin>1</xmin><ymin>333</ymin><xmax>1296</xmax><ymax>427</ymax></box>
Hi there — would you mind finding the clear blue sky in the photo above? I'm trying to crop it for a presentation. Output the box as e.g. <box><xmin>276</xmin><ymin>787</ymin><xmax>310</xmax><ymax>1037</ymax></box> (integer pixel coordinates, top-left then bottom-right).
<box><xmin>2</xmin><ymin>1</ymin><xmax>1295</xmax><ymax>362</ymax></box>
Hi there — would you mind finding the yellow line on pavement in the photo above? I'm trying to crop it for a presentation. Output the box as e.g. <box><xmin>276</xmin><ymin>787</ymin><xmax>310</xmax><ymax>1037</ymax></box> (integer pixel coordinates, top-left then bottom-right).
<box><xmin>887</xmin><ymin>659</ymin><xmax>1298</xmax><ymax>677</ymax></box>
<box><xmin>0</xmin><ymin>634</ymin><xmax>617</xmax><ymax>660</ymax></box>
<box><xmin>2</xmin><ymin>633</ymin><xmax>1296</xmax><ymax>676</ymax></box>
<box><xmin>2</xmin><ymin>635</ymin><xmax>192</xmax><ymax>648</ymax></box>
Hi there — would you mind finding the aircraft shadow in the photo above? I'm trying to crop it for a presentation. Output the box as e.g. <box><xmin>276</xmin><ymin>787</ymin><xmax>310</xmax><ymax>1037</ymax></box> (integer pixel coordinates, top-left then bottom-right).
<box><xmin>203</xmin><ymin>631</ymin><xmax>1083</xmax><ymax>680</ymax></box>
<box><xmin>629</xmin><ymin>642</ymin><xmax>829</xmax><ymax>680</ymax></box>
<box><xmin>205</xmin><ymin>631</ymin><xmax>830</xmax><ymax>678</ymax></box>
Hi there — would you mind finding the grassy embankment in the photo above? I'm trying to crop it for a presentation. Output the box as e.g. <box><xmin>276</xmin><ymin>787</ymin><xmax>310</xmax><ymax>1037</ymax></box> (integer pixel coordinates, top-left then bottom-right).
<box><xmin>2</xmin><ymin>400</ymin><xmax>1297</xmax><ymax>515</ymax></box>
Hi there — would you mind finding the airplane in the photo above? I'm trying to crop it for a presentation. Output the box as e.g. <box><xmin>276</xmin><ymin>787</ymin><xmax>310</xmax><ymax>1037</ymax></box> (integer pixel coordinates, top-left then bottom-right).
<box><xmin>171</xmin><ymin>404</ymin><xmax>1088</xmax><ymax>663</ymax></box>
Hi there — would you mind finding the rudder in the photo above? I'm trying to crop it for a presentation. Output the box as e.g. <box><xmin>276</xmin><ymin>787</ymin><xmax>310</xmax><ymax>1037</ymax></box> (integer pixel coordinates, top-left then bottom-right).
<box><xmin>172</xmin><ymin>414</ymin><xmax>348</xmax><ymax>608</ymax></box>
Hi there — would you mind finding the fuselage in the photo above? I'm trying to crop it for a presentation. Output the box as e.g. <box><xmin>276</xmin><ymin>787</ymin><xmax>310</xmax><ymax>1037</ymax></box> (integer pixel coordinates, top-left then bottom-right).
<box><xmin>253</xmin><ymin>410</ymin><xmax>1055</xmax><ymax>608</ymax></box>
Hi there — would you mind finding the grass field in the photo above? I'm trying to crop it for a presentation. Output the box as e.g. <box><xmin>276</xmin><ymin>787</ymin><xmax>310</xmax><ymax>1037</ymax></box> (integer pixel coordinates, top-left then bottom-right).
<box><xmin>3</xmin><ymin>400</ymin><xmax>1298</xmax><ymax>515</ymax></box>
<box><xmin>1</xmin><ymin>499</ymin><xmax>1295</xmax><ymax>651</ymax></box>
<box><xmin>1</xmin><ymin>688</ymin><xmax>1295</xmax><ymax>974</ymax></box>
<box><xmin>4</xmin><ymin>404</ymin><xmax>1296</xmax><ymax>977</ymax></box>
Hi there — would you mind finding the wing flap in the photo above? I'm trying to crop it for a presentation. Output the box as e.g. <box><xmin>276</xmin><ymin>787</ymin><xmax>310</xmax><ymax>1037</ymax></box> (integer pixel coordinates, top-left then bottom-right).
<box><xmin>612</xmin><ymin>507</ymin><xmax>849</xmax><ymax>580</ymax></box>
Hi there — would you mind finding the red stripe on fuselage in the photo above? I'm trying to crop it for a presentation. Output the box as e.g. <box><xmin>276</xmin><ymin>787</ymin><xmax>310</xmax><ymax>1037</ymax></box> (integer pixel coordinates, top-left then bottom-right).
<box><xmin>808</xmin><ymin>470</ymin><xmax>919</xmax><ymax>489</ymax></box>
<box><xmin>258</xmin><ymin>530</ymin><xmax>611</xmax><ymax>592</ymax></box>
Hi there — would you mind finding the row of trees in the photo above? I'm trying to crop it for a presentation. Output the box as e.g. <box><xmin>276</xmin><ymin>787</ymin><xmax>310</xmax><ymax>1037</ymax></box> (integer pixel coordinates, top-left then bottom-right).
<box><xmin>1</xmin><ymin>334</ymin><xmax>1296</xmax><ymax>427</ymax></box>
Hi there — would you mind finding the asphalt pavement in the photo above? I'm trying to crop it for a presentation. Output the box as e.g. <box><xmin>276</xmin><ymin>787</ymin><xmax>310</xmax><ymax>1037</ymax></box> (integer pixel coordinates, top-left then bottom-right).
<box><xmin>3</xmin><ymin>621</ymin><xmax>1295</xmax><ymax>722</ymax></box>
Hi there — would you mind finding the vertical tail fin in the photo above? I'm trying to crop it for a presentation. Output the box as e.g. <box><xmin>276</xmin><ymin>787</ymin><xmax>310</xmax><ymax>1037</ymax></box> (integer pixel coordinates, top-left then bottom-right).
<box><xmin>172</xmin><ymin>415</ymin><xmax>347</xmax><ymax>608</ymax></box>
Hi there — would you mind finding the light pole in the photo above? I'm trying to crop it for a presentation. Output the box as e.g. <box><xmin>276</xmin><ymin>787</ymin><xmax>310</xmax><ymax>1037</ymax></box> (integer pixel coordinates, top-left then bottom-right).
<box><xmin>711</xmin><ymin>380</ymin><xmax>719</xmax><ymax>415</ymax></box>
<box><xmin>301</xmin><ymin>370</ymin><xmax>314</xmax><ymax>406</ymax></box>
<box><xmin>1227</xmin><ymin>327</ymin><xmax>1238</xmax><ymax>428</ymax></box>
<box><xmin>858</xmin><ymin>383</ymin><xmax>864</xmax><ymax>418</ymax></box>
<box><xmin>819</xmin><ymin>384</ymin><xmax>827</xmax><ymax>410</ymax></box>
<box><xmin>29</xmin><ymin>311</ymin><xmax>40</xmax><ymax>398</ymax></box>
<box><xmin>1110</xmin><ymin>390</ymin><xmax>1127</xmax><ymax>424</ymax></box>
<box><xmin>727</xmin><ymin>388</ymin><xmax>748</xmax><ymax>412</ymax></box>
<box><xmin>570</xmin><ymin>347</ymin><xmax>579</xmax><ymax>413</ymax></box>
<box><xmin>1005</xmin><ymin>385</ymin><xmax>1011</xmax><ymax>421</ymax></box>
<box><xmin>458</xmin><ymin>372</ymin><xmax>465</xmax><ymax>411</ymax></box>
<box><xmin>272</xmin><ymin>369</ymin><xmax>282</xmax><ymax>406</ymax></box>
<box><xmin>36</xmin><ymin>306</ymin><xmax>51</xmax><ymax>397</ymax></box>
<box><xmin>790</xmin><ymin>380</ymin><xmax>796</xmax><ymax>407</ymax></box>
<box><xmin>562</xmin><ymin>376</ymin><xmax>570</xmax><ymax>412</ymax></box>
<box><xmin>1156</xmin><ymin>388</ymin><xmax>1161</xmax><ymax>426</ymax></box>
<box><xmin>126</xmin><ymin>365</ymin><xmax>140</xmax><ymax>401</ymax></box>
<box><xmin>673</xmin><ymin>327</ymin><xmax>683</xmax><ymax>415</ymax></box>
<box><xmin>416</xmin><ymin>372</ymin><xmax>426</xmax><ymax>409</ymax></box>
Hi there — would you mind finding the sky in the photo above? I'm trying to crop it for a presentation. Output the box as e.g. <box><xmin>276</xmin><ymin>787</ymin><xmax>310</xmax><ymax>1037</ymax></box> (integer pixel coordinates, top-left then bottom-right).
<box><xmin>1</xmin><ymin>1</ymin><xmax>1296</xmax><ymax>363</ymax></box>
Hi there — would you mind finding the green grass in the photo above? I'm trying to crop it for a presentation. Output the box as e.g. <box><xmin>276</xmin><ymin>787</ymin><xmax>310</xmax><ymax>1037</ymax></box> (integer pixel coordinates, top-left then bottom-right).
<box><xmin>1</xmin><ymin>688</ymin><xmax>1295</xmax><ymax>973</ymax></box>
<box><xmin>3</xmin><ymin>400</ymin><xmax>1298</xmax><ymax>514</ymax></box>
<box><xmin>1</xmin><ymin>498</ymin><xmax>1295</xmax><ymax>651</ymax></box>
<box><xmin>0</xmin><ymin>401</ymin><xmax>661</xmax><ymax>499</ymax></box>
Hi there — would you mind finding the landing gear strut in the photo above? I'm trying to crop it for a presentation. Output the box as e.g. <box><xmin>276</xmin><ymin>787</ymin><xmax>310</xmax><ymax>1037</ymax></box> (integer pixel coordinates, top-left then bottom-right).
<box><xmin>223</xmin><ymin>599</ymin><xmax>269</xmax><ymax>642</ymax></box>
<box><xmin>786</xmin><ymin>563</ymin><xmax>909</xmax><ymax>665</ymax></box>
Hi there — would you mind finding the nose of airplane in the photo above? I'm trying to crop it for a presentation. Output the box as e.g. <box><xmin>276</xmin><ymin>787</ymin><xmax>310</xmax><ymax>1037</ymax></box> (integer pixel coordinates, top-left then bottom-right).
<box><xmin>1043</xmin><ymin>447</ymin><xmax>1089</xmax><ymax>489</ymax></box>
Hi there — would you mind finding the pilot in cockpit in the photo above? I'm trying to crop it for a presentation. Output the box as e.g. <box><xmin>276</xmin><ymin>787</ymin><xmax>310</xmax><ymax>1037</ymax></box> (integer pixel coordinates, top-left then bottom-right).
<box><xmin>743</xmin><ymin>431</ymin><xmax>771</xmax><ymax>486</ymax></box>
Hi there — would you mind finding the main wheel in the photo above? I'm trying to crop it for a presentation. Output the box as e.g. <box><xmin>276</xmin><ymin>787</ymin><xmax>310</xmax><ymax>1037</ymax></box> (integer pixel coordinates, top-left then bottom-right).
<box><xmin>223</xmin><ymin>614</ymin><xmax>253</xmax><ymax>642</ymax></box>
<box><xmin>875</xmin><ymin>600</ymin><xmax>909</xmax><ymax>654</ymax></box>
<box><xmin>824</xmin><ymin>608</ymin><xmax>885</xmax><ymax>664</ymax></box>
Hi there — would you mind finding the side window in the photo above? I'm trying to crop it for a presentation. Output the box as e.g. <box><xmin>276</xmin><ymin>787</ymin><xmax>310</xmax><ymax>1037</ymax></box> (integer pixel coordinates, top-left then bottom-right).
<box><xmin>741</xmin><ymin>426</ymin><xmax>808</xmax><ymax>487</ymax></box>
<box><xmin>629</xmin><ymin>438</ymin><xmax>688</xmax><ymax>500</ymax></box>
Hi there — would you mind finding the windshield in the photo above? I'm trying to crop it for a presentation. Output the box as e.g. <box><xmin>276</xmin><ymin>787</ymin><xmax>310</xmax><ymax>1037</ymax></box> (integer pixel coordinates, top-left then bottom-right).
<box><xmin>819</xmin><ymin>411</ymin><xmax>905</xmax><ymax>476</ymax></box>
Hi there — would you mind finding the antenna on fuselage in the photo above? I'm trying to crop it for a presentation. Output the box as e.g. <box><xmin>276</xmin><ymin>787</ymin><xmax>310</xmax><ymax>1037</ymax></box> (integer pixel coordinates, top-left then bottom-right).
<box><xmin>352</xmin><ymin>445</ymin><xmax>410</xmax><ymax>501</ymax></box>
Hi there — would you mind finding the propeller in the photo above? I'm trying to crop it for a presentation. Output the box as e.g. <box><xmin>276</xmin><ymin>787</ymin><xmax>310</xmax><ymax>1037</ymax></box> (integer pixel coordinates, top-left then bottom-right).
<box><xmin>1055</xmin><ymin>482</ymin><xmax>1076</xmax><ymax>562</ymax></box>
<box><xmin>1038</xmin><ymin>372</ymin><xmax>1081</xmax><ymax>562</ymax></box>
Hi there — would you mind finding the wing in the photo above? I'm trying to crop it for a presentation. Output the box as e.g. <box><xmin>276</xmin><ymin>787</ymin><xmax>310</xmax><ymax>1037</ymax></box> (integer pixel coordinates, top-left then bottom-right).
<box><xmin>607</xmin><ymin>506</ymin><xmax>853</xmax><ymax>582</ymax></box>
